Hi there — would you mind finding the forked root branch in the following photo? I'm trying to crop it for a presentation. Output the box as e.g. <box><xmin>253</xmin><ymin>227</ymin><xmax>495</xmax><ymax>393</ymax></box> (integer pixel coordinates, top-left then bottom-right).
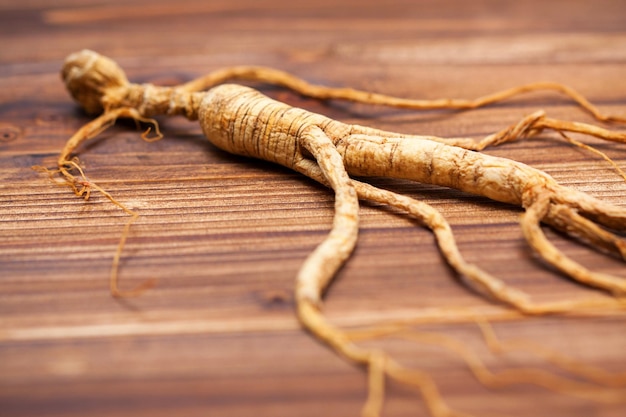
<box><xmin>43</xmin><ymin>49</ymin><xmax>626</xmax><ymax>417</ymax></box>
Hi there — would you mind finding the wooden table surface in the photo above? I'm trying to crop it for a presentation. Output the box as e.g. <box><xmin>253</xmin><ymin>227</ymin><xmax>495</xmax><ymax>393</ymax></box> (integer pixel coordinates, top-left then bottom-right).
<box><xmin>1</xmin><ymin>1</ymin><xmax>626</xmax><ymax>416</ymax></box>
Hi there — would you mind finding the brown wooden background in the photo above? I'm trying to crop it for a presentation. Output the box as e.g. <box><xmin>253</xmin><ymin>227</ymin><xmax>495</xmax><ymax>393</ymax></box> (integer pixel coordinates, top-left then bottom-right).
<box><xmin>1</xmin><ymin>1</ymin><xmax>626</xmax><ymax>416</ymax></box>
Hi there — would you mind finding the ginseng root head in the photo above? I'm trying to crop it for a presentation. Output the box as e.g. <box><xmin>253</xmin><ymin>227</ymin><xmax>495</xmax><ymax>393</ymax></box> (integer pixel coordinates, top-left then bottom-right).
<box><xmin>61</xmin><ymin>49</ymin><xmax>129</xmax><ymax>114</ymax></box>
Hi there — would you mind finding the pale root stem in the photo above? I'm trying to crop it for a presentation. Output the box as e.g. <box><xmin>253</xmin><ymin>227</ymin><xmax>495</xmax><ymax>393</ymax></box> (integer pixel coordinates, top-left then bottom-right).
<box><xmin>384</xmin><ymin>360</ymin><xmax>477</xmax><ymax>417</ymax></box>
<box><xmin>545</xmin><ymin>204</ymin><xmax>626</xmax><ymax>261</ymax></box>
<box><xmin>298</xmin><ymin>300</ymin><xmax>470</xmax><ymax>417</ymax></box>
<box><xmin>478</xmin><ymin>115</ymin><xmax>626</xmax><ymax>191</ymax></box>
<box><xmin>556</xmin><ymin>130</ymin><xmax>626</xmax><ymax>182</ymax></box>
<box><xmin>295</xmin><ymin>160</ymin><xmax>626</xmax><ymax>315</ymax></box>
<box><xmin>349</xmin><ymin>179</ymin><xmax>626</xmax><ymax>315</ymax></box>
<box><xmin>178</xmin><ymin>65</ymin><xmax>626</xmax><ymax>125</ymax></box>
<box><xmin>295</xmin><ymin>126</ymin><xmax>359</xmax><ymax>303</ymax></box>
<box><xmin>477</xmin><ymin>115</ymin><xmax>626</xmax><ymax>187</ymax></box>
<box><xmin>139</xmin><ymin>122</ymin><xmax>164</xmax><ymax>143</ymax></box>
<box><xmin>297</xmin><ymin>161</ymin><xmax>625</xmax><ymax>414</ymax></box>
<box><xmin>538</xmin><ymin>117</ymin><xmax>626</xmax><ymax>144</ymax></box>
<box><xmin>109</xmin><ymin>212</ymin><xmax>157</xmax><ymax>298</ymax></box>
<box><xmin>472</xmin><ymin>114</ymin><xmax>626</xmax><ymax>150</ymax></box>
<box><xmin>294</xmin><ymin>126</ymin><xmax>470</xmax><ymax>417</ymax></box>
<box><xmin>521</xmin><ymin>192</ymin><xmax>626</xmax><ymax>295</ymax></box>
<box><xmin>355</xmin><ymin>111</ymin><xmax>626</xmax><ymax>187</ymax></box>
<box><xmin>346</xmin><ymin>326</ymin><xmax>625</xmax><ymax>404</ymax></box>
<box><xmin>178</xmin><ymin>63</ymin><xmax>626</xmax><ymax>189</ymax></box>
<box><xmin>477</xmin><ymin>320</ymin><xmax>626</xmax><ymax>388</ymax></box>
<box><xmin>50</xmin><ymin>107</ymin><xmax>160</xmax><ymax>298</ymax></box>
<box><xmin>64</xmin><ymin>161</ymin><xmax>157</xmax><ymax>298</ymax></box>
<box><xmin>52</xmin><ymin>50</ymin><xmax>626</xmax><ymax>417</ymax></box>
<box><xmin>362</xmin><ymin>351</ymin><xmax>387</xmax><ymax>417</ymax></box>
<box><xmin>471</xmin><ymin>110</ymin><xmax>547</xmax><ymax>150</ymax></box>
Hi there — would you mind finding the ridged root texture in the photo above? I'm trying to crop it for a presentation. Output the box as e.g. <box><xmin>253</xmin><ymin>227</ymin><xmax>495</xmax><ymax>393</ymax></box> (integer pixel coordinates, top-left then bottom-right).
<box><xmin>42</xmin><ymin>49</ymin><xmax>626</xmax><ymax>417</ymax></box>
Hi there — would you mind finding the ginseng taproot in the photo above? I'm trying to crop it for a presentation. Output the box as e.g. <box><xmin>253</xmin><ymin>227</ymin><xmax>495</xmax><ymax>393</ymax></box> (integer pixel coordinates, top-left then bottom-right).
<box><xmin>44</xmin><ymin>50</ymin><xmax>626</xmax><ymax>417</ymax></box>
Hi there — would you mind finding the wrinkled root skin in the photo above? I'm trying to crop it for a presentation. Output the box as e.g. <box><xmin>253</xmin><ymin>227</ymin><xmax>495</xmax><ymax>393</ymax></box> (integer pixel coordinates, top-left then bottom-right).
<box><xmin>47</xmin><ymin>50</ymin><xmax>626</xmax><ymax>417</ymax></box>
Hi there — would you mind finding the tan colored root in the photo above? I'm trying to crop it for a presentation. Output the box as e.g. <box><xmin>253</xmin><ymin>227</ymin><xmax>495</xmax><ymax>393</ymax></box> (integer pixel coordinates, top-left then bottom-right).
<box><xmin>57</xmin><ymin>161</ymin><xmax>146</xmax><ymax>298</ymax></box>
<box><xmin>294</xmin><ymin>160</ymin><xmax>623</xmax><ymax>316</ymax></box>
<box><xmin>336</xmin><ymin>120</ymin><xmax>626</xmax><ymax>297</ymax></box>
<box><xmin>383</xmin><ymin>361</ymin><xmax>477</xmax><ymax>417</ymax></box>
<box><xmin>178</xmin><ymin>65</ymin><xmax>626</xmax><ymax>124</ymax></box>
<box><xmin>545</xmin><ymin>203</ymin><xmax>626</xmax><ymax>261</ymax></box>
<box><xmin>179</xmin><ymin>63</ymin><xmax>626</xmax><ymax>181</ymax></box>
<box><xmin>521</xmin><ymin>191</ymin><xmax>626</xmax><ymax>295</ymax></box>
<box><xmin>52</xmin><ymin>50</ymin><xmax>626</xmax><ymax>417</ymax></box>
<box><xmin>290</xmin><ymin>128</ymin><xmax>399</xmax><ymax>417</ymax></box>
<box><xmin>346</xmin><ymin>179</ymin><xmax>626</xmax><ymax>407</ymax></box>
<box><xmin>299</xmin><ymin>301</ymin><xmax>474</xmax><ymax>417</ymax></box>
<box><xmin>357</xmin><ymin>179</ymin><xmax>626</xmax><ymax>314</ymax></box>
<box><xmin>474</xmin><ymin>114</ymin><xmax>626</xmax><ymax>182</ymax></box>
<box><xmin>556</xmin><ymin>130</ymin><xmax>626</xmax><ymax>182</ymax></box>
<box><xmin>44</xmin><ymin>107</ymin><xmax>160</xmax><ymax>297</ymax></box>
<box><xmin>352</xmin><ymin>109</ymin><xmax>626</xmax><ymax>184</ymax></box>
<box><xmin>294</xmin><ymin>131</ymin><xmax>478</xmax><ymax>417</ymax></box>
<box><xmin>294</xmin><ymin>126</ymin><xmax>360</xmax><ymax>304</ymax></box>
<box><xmin>336</xmin><ymin>126</ymin><xmax>626</xmax><ymax>298</ymax></box>
<box><xmin>471</xmin><ymin>113</ymin><xmax>626</xmax><ymax>290</ymax></box>
<box><xmin>181</xmin><ymin>65</ymin><xmax>626</xmax><ymax>183</ymax></box>
<box><xmin>476</xmin><ymin>320</ymin><xmax>626</xmax><ymax>388</ymax></box>
<box><xmin>58</xmin><ymin>107</ymin><xmax>162</xmax><ymax>171</ymax></box>
<box><xmin>406</xmin><ymin>110</ymin><xmax>625</xmax><ymax>151</ymax></box>
<box><xmin>346</xmin><ymin>325</ymin><xmax>625</xmax><ymax>404</ymax></box>
<box><xmin>479</xmin><ymin>113</ymin><xmax>626</xmax><ymax>148</ymax></box>
<box><xmin>294</xmin><ymin>161</ymin><xmax>625</xmax><ymax>415</ymax></box>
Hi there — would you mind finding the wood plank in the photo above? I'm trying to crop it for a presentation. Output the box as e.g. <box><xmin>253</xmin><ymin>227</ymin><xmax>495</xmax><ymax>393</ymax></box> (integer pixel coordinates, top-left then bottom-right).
<box><xmin>1</xmin><ymin>1</ymin><xmax>625</xmax><ymax>416</ymax></box>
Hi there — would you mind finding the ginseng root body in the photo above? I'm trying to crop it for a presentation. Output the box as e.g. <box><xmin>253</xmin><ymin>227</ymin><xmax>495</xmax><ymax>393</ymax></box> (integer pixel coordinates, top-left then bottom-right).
<box><xmin>202</xmin><ymin>84</ymin><xmax>538</xmax><ymax>204</ymax></box>
<box><xmin>53</xmin><ymin>50</ymin><xmax>626</xmax><ymax>417</ymax></box>
<box><xmin>199</xmin><ymin>83</ymin><xmax>626</xmax><ymax>299</ymax></box>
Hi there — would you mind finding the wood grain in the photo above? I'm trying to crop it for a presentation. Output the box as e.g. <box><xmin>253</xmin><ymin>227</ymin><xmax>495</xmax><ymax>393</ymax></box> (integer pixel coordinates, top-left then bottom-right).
<box><xmin>1</xmin><ymin>1</ymin><xmax>625</xmax><ymax>416</ymax></box>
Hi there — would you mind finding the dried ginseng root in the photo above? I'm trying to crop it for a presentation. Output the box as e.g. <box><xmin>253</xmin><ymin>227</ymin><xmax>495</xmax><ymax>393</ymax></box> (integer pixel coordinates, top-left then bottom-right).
<box><xmin>46</xmin><ymin>50</ymin><xmax>626</xmax><ymax>417</ymax></box>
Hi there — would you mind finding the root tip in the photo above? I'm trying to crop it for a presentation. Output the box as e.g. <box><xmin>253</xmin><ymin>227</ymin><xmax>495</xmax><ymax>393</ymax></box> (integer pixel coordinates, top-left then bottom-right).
<box><xmin>111</xmin><ymin>278</ymin><xmax>158</xmax><ymax>298</ymax></box>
